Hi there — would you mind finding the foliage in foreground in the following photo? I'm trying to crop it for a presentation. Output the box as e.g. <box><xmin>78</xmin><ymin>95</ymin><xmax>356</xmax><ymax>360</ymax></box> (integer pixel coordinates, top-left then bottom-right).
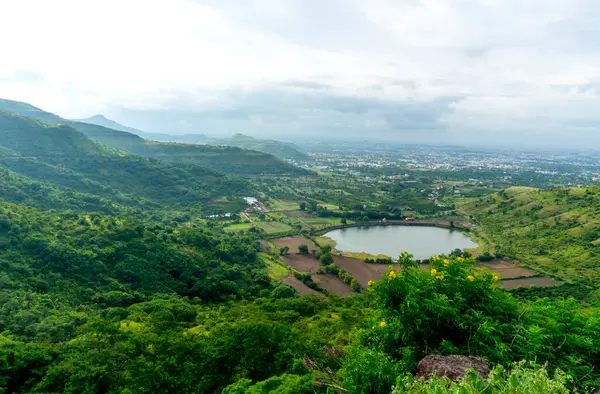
<box><xmin>393</xmin><ymin>362</ymin><xmax>571</xmax><ymax>394</ymax></box>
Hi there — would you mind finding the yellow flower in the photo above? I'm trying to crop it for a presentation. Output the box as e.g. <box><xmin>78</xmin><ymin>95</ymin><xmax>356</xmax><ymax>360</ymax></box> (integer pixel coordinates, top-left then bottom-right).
<box><xmin>433</xmin><ymin>256</ymin><xmax>440</xmax><ymax>262</ymax></box>
<box><xmin>389</xmin><ymin>271</ymin><xmax>397</xmax><ymax>280</ymax></box>
<box><xmin>379</xmin><ymin>321</ymin><xmax>386</xmax><ymax>328</ymax></box>
<box><xmin>467</xmin><ymin>275</ymin><xmax>475</xmax><ymax>281</ymax></box>
<box><xmin>368</xmin><ymin>280</ymin><xmax>374</xmax><ymax>287</ymax></box>
<box><xmin>443</xmin><ymin>259</ymin><xmax>450</xmax><ymax>266</ymax></box>
<box><xmin>436</xmin><ymin>275</ymin><xmax>445</xmax><ymax>280</ymax></box>
<box><xmin>372</xmin><ymin>325</ymin><xmax>375</xmax><ymax>329</ymax></box>
<box><xmin>430</xmin><ymin>268</ymin><xmax>437</xmax><ymax>276</ymax></box>
<box><xmin>457</xmin><ymin>257</ymin><xmax>464</xmax><ymax>263</ymax></box>
<box><xmin>492</xmin><ymin>275</ymin><xmax>499</xmax><ymax>281</ymax></box>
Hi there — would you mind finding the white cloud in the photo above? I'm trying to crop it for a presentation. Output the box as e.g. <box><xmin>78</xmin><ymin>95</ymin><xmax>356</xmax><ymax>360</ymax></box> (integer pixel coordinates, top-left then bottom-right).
<box><xmin>1</xmin><ymin>0</ymin><xmax>600</xmax><ymax>146</ymax></box>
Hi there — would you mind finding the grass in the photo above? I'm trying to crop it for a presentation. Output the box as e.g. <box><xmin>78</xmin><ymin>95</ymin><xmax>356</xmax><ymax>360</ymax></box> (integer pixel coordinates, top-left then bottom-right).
<box><xmin>260</xmin><ymin>253</ymin><xmax>289</xmax><ymax>280</ymax></box>
<box><xmin>254</xmin><ymin>221</ymin><xmax>294</xmax><ymax>234</ymax></box>
<box><xmin>458</xmin><ymin>185</ymin><xmax>600</xmax><ymax>281</ymax></box>
<box><xmin>269</xmin><ymin>199</ymin><xmax>300</xmax><ymax>211</ymax></box>
<box><xmin>223</xmin><ymin>223</ymin><xmax>253</xmax><ymax>232</ymax></box>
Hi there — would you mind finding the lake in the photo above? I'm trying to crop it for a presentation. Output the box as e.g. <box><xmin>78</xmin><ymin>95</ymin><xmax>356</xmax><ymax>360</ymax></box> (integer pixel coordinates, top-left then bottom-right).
<box><xmin>323</xmin><ymin>225</ymin><xmax>478</xmax><ymax>260</ymax></box>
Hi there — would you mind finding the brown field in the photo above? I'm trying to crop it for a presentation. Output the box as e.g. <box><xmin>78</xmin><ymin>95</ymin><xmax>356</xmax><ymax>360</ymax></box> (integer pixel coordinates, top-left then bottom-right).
<box><xmin>477</xmin><ymin>259</ymin><xmax>539</xmax><ymax>279</ymax></box>
<box><xmin>500</xmin><ymin>277</ymin><xmax>561</xmax><ymax>289</ymax></box>
<box><xmin>272</xmin><ymin>235</ymin><xmax>318</xmax><ymax>253</ymax></box>
<box><xmin>258</xmin><ymin>240</ymin><xmax>271</xmax><ymax>253</ymax></box>
<box><xmin>333</xmin><ymin>255</ymin><xmax>397</xmax><ymax>287</ymax></box>
<box><xmin>280</xmin><ymin>254</ymin><xmax>320</xmax><ymax>273</ymax></box>
<box><xmin>282</xmin><ymin>273</ymin><xmax>325</xmax><ymax>297</ymax></box>
<box><xmin>312</xmin><ymin>274</ymin><xmax>356</xmax><ymax>296</ymax></box>
<box><xmin>283</xmin><ymin>210</ymin><xmax>308</xmax><ymax>217</ymax></box>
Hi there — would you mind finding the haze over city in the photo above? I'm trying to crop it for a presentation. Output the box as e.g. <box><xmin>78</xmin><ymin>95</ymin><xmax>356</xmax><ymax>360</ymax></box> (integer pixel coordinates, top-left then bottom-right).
<box><xmin>2</xmin><ymin>0</ymin><xmax>600</xmax><ymax>147</ymax></box>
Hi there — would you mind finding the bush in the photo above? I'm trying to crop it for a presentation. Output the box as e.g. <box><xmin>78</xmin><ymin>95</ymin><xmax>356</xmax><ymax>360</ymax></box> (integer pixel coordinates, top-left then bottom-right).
<box><xmin>392</xmin><ymin>361</ymin><xmax>571</xmax><ymax>394</ymax></box>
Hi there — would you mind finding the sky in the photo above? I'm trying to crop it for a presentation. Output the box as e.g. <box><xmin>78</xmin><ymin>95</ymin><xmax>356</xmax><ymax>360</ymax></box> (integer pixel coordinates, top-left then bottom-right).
<box><xmin>2</xmin><ymin>0</ymin><xmax>600</xmax><ymax>147</ymax></box>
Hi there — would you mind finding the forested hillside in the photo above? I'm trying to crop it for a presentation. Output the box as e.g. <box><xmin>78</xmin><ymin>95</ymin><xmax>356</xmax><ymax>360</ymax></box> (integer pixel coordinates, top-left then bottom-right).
<box><xmin>0</xmin><ymin>99</ymin><xmax>309</xmax><ymax>176</ymax></box>
<box><xmin>76</xmin><ymin>114</ymin><xmax>308</xmax><ymax>160</ymax></box>
<box><xmin>460</xmin><ymin>186</ymin><xmax>600</xmax><ymax>281</ymax></box>
<box><xmin>0</xmin><ymin>111</ymin><xmax>251</xmax><ymax>210</ymax></box>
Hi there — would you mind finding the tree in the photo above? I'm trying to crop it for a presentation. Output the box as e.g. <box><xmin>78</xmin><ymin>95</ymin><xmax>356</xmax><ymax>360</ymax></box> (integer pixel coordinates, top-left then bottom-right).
<box><xmin>299</xmin><ymin>202</ymin><xmax>306</xmax><ymax>211</ymax></box>
<box><xmin>320</xmin><ymin>253</ymin><xmax>334</xmax><ymax>265</ymax></box>
<box><xmin>341</xmin><ymin>218</ymin><xmax>347</xmax><ymax>224</ymax></box>
<box><xmin>298</xmin><ymin>244</ymin><xmax>309</xmax><ymax>254</ymax></box>
<box><xmin>279</xmin><ymin>246</ymin><xmax>290</xmax><ymax>255</ymax></box>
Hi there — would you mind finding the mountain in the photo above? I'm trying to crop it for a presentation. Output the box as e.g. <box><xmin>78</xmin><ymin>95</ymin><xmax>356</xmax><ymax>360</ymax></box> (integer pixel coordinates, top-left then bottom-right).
<box><xmin>459</xmin><ymin>185</ymin><xmax>600</xmax><ymax>281</ymax></box>
<box><xmin>76</xmin><ymin>113</ymin><xmax>307</xmax><ymax>160</ymax></box>
<box><xmin>216</xmin><ymin>134</ymin><xmax>307</xmax><ymax>160</ymax></box>
<box><xmin>74</xmin><ymin>114</ymin><xmax>146</xmax><ymax>135</ymax></box>
<box><xmin>0</xmin><ymin>99</ymin><xmax>309</xmax><ymax>176</ymax></box>
<box><xmin>0</xmin><ymin>111</ymin><xmax>252</xmax><ymax>210</ymax></box>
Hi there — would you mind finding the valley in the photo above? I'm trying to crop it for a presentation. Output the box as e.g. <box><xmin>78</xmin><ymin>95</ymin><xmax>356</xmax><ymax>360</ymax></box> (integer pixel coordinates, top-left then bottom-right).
<box><xmin>0</xmin><ymin>98</ymin><xmax>599</xmax><ymax>393</ymax></box>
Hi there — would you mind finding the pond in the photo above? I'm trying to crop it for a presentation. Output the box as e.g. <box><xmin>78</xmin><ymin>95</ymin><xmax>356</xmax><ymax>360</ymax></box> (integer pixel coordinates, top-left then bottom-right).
<box><xmin>323</xmin><ymin>225</ymin><xmax>478</xmax><ymax>260</ymax></box>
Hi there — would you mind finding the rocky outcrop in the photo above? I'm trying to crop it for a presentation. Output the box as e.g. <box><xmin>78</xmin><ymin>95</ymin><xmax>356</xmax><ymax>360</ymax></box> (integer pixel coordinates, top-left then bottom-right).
<box><xmin>416</xmin><ymin>355</ymin><xmax>490</xmax><ymax>381</ymax></box>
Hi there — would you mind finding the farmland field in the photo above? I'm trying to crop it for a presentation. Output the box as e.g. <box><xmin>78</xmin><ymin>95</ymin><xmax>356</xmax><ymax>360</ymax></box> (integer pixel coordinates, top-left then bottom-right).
<box><xmin>223</xmin><ymin>223</ymin><xmax>253</xmax><ymax>232</ymax></box>
<box><xmin>281</xmin><ymin>273</ymin><xmax>324</xmax><ymax>297</ymax></box>
<box><xmin>312</xmin><ymin>274</ymin><xmax>355</xmax><ymax>296</ymax></box>
<box><xmin>333</xmin><ymin>255</ymin><xmax>398</xmax><ymax>287</ymax></box>
<box><xmin>280</xmin><ymin>254</ymin><xmax>320</xmax><ymax>273</ymax></box>
<box><xmin>272</xmin><ymin>235</ymin><xmax>318</xmax><ymax>253</ymax></box>
<box><xmin>500</xmin><ymin>276</ymin><xmax>561</xmax><ymax>289</ymax></box>
<box><xmin>477</xmin><ymin>259</ymin><xmax>540</xmax><ymax>279</ymax></box>
<box><xmin>254</xmin><ymin>221</ymin><xmax>294</xmax><ymax>234</ymax></box>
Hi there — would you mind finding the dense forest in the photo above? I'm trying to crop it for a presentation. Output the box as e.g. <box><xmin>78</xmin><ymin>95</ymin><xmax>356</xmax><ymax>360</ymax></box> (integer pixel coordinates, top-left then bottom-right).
<box><xmin>1</xmin><ymin>108</ymin><xmax>600</xmax><ymax>393</ymax></box>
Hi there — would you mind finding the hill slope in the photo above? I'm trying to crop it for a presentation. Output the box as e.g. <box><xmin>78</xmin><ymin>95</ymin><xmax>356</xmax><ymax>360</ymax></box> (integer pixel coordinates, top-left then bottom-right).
<box><xmin>0</xmin><ymin>99</ymin><xmax>308</xmax><ymax>175</ymax></box>
<box><xmin>76</xmin><ymin>113</ymin><xmax>307</xmax><ymax>160</ymax></box>
<box><xmin>0</xmin><ymin>111</ymin><xmax>251</xmax><ymax>210</ymax></box>
<box><xmin>459</xmin><ymin>186</ymin><xmax>600</xmax><ymax>281</ymax></box>
<box><xmin>74</xmin><ymin>114</ymin><xmax>145</xmax><ymax>135</ymax></box>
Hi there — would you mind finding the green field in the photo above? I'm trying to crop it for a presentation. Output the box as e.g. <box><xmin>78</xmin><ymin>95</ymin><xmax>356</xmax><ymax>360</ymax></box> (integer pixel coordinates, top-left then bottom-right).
<box><xmin>254</xmin><ymin>221</ymin><xmax>294</xmax><ymax>234</ymax></box>
<box><xmin>260</xmin><ymin>253</ymin><xmax>289</xmax><ymax>280</ymax></box>
<box><xmin>223</xmin><ymin>223</ymin><xmax>253</xmax><ymax>232</ymax></box>
<box><xmin>269</xmin><ymin>199</ymin><xmax>300</xmax><ymax>211</ymax></box>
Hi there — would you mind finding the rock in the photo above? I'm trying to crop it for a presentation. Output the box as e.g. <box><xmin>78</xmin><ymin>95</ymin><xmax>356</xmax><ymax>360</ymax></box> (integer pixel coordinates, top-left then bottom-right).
<box><xmin>416</xmin><ymin>355</ymin><xmax>490</xmax><ymax>381</ymax></box>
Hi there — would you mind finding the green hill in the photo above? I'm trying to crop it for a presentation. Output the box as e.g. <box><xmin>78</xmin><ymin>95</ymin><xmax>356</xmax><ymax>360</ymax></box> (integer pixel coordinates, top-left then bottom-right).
<box><xmin>0</xmin><ymin>99</ymin><xmax>308</xmax><ymax>175</ymax></box>
<box><xmin>0</xmin><ymin>111</ymin><xmax>252</xmax><ymax>210</ymax></box>
<box><xmin>76</xmin><ymin>113</ymin><xmax>307</xmax><ymax>160</ymax></box>
<box><xmin>459</xmin><ymin>185</ymin><xmax>600</xmax><ymax>281</ymax></box>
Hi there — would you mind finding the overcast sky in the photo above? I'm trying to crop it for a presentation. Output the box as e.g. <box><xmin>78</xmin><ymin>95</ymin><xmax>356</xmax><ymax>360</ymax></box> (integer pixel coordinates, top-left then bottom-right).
<box><xmin>2</xmin><ymin>0</ymin><xmax>600</xmax><ymax>146</ymax></box>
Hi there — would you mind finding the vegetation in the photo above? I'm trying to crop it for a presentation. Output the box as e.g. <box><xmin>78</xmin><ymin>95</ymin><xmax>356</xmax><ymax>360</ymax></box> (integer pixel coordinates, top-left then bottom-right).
<box><xmin>460</xmin><ymin>186</ymin><xmax>600</xmax><ymax>280</ymax></box>
<box><xmin>1</xmin><ymin>106</ymin><xmax>600</xmax><ymax>393</ymax></box>
<box><xmin>0</xmin><ymin>99</ymin><xmax>309</xmax><ymax>176</ymax></box>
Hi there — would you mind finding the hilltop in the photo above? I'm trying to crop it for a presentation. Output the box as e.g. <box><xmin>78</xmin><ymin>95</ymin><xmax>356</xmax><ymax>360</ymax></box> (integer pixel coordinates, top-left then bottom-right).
<box><xmin>0</xmin><ymin>111</ymin><xmax>252</xmax><ymax>211</ymax></box>
<box><xmin>0</xmin><ymin>99</ymin><xmax>308</xmax><ymax>176</ymax></box>
<box><xmin>76</xmin><ymin>112</ymin><xmax>307</xmax><ymax>160</ymax></box>
<box><xmin>459</xmin><ymin>185</ymin><xmax>600</xmax><ymax>281</ymax></box>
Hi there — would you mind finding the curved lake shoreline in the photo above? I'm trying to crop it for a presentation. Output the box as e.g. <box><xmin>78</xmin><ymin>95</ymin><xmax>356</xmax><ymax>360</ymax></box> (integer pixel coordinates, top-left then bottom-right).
<box><xmin>322</xmin><ymin>224</ymin><xmax>478</xmax><ymax>260</ymax></box>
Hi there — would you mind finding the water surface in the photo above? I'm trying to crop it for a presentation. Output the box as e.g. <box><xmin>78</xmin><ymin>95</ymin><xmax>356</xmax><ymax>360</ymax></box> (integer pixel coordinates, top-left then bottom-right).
<box><xmin>324</xmin><ymin>225</ymin><xmax>477</xmax><ymax>260</ymax></box>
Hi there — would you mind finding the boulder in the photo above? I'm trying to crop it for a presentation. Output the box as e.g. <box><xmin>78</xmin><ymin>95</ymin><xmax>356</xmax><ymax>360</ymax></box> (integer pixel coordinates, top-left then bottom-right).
<box><xmin>416</xmin><ymin>355</ymin><xmax>490</xmax><ymax>381</ymax></box>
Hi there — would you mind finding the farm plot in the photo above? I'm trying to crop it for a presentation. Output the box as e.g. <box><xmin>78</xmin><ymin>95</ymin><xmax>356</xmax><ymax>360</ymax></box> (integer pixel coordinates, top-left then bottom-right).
<box><xmin>500</xmin><ymin>277</ymin><xmax>561</xmax><ymax>289</ymax></box>
<box><xmin>312</xmin><ymin>274</ymin><xmax>355</xmax><ymax>296</ymax></box>
<box><xmin>477</xmin><ymin>259</ymin><xmax>540</xmax><ymax>279</ymax></box>
<box><xmin>280</xmin><ymin>255</ymin><xmax>320</xmax><ymax>273</ymax></box>
<box><xmin>254</xmin><ymin>221</ymin><xmax>294</xmax><ymax>234</ymax></box>
<box><xmin>282</xmin><ymin>273</ymin><xmax>324</xmax><ymax>297</ymax></box>
<box><xmin>272</xmin><ymin>235</ymin><xmax>318</xmax><ymax>253</ymax></box>
<box><xmin>333</xmin><ymin>255</ymin><xmax>397</xmax><ymax>287</ymax></box>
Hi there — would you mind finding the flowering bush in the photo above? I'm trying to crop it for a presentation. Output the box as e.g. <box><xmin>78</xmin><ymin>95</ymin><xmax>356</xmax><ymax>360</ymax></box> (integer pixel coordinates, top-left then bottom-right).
<box><xmin>362</xmin><ymin>253</ymin><xmax>518</xmax><ymax>368</ymax></box>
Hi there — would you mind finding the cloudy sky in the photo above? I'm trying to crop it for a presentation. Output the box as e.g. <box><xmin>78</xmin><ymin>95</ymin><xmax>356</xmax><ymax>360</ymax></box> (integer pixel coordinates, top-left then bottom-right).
<box><xmin>2</xmin><ymin>0</ymin><xmax>600</xmax><ymax>147</ymax></box>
